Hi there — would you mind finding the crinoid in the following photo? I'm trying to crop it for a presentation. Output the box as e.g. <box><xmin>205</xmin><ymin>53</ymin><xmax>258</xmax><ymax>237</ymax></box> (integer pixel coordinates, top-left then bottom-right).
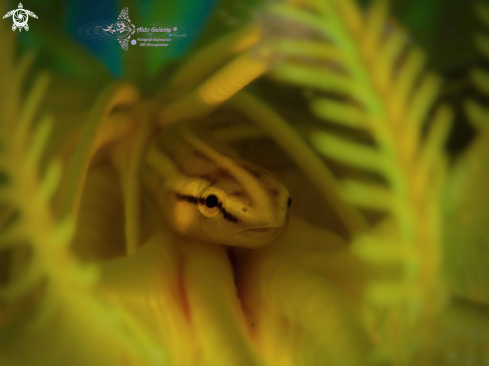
<box><xmin>3</xmin><ymin>0</ymin><xmax>484</xmax><ymax>365</ymax></box>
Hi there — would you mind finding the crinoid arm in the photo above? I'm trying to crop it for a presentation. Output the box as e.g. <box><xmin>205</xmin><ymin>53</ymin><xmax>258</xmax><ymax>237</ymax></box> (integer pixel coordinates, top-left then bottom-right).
<box><xmin>245</xmin><ymin>0</ymin><xmax>452</xmax><ymax>363</ymax></box>
<box><xmin>0</xmin><ymin>34</ymin><xmax>163</xmax><ymax>366</ymax></box>
<box><xmin>156</xmin><ymin>25</ymin><xmax>268</xmax><ymax>126</ymax></box>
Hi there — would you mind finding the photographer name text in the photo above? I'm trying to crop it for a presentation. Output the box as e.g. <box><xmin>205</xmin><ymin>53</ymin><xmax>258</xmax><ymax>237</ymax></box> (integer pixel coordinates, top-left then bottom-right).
<box><xmin>137</xmin><ymin>27</ymin><xmax>172</xmax><ymax>33</ymax></box>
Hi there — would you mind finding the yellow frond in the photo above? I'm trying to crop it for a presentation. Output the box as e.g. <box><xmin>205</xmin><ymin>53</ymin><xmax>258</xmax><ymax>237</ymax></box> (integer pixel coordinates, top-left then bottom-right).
<box><xmin>341</xmin><ymin>180</ymin><xmax>395</xmax><ymax>211</ymax></box>
<box><xmin>405</xmin><ymin>73</ymin><xmax>441</xmax><ymax>133</ymax></box>
<box><xmin>331</xmin><ymin>0</ymin><xmax>363</xmax><ymax>36</ymax></box>
<box><xmin>25</xmin><ymin>115</ymin><xmax>54</xmax><ymax>169</ymax></box>
<box><xmin>259</xmin><ymin>0</ymin><xmax>451</xmax><ymax>361</ymax></box>
<box><xmin>273</xmin><ymin>63</ymin><xmax>353</xmax><ymax>95</ymax></box>
<box><xmin>15</xmin><ymin>72</ymin><xmax>50</xmax><ymax>145</ymax></box>
<box><xmin>376</xmin><ymin>29</ymin><xmax>408</xmax><ymax>90</ymax></box>
<box><xmin>169</xmin><ymin>24</ymin><xmax>261</xmax><ymax>92</ymax></box>
<box><xmin>50</xmin><ymin>218</ymin><xmax>75</xmax><ymax>248</ymax></box>
<box><xmin>271</xmin><ymin>39</ymin><xmax>343</xmax><ymax>62</ymax></box>
<box><xmin>366</xmin><ymin>283</ymin><xmax>416</xmax><ymax>305</ymax></box>
<box><xmin>3</xmin><ymin>51</ymin><xmax>36</xmax><ymax>125</ymax></box>
<box><xmin>351</xmin><ymin>235</ymin><xmax>415</xmax><ymax>264</ymax></box>
<box><xmin>417</xmin><ymin>105</ymin><xmax>453</xmax><ymax>183</ymax></box>
<box><xmin>310</xmin><ymin>131</ymin><xmax>387</xmax><ymax>172</ymax></box>
<box><xmin>159</xmin><ymin>48</ymin><xmax>270</xmax><ymax>126</ymax></box>
<box><xmin>402</xmin><ymin>73</ymin><xmax>442</xmax><ymax>160</ymax></box>
<box><xmin>35</xmin><ymin>159</ymin><xmax>62</xmax><ymax>204</ymax></box>
<box><xmin>362</xmin><ymin>0</ymin><xmax>389</xmax><ymax>61</ymax></box>
<box><xmin>59</xmin><ymin>82</ymin><xmax>139</xmax><ymax>219</ymax></box>
<box><xmin>309</xmin><ymin>98</ymin><xmax>366</xmax><ymax>128</ymax></box>
<box><xmin>390</xmin><ymin>48</ymin><xmax>425</xmax><ymax>121</ymax></box>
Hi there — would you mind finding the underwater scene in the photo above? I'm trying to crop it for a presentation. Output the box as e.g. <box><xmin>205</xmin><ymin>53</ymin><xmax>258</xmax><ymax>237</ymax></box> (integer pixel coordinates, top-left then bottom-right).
<box><xmin>1</xmin><ymin>0</ymin><xmax>489</xmax><ymax>365</ymax></box>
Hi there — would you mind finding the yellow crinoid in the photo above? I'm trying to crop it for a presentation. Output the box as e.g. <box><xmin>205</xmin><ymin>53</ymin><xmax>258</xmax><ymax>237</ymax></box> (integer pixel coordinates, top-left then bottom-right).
<box><xmin>3</xmin><ymin>0</ymin><xmax>488</xmax><ymax>365</ymax></box>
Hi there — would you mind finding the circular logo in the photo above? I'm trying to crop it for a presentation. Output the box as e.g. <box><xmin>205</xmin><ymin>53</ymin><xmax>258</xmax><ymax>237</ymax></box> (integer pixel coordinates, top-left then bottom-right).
<box><xmin>173</xmin><ymin>27</ymin><xmax>177</xmax><ymax>31</ymax></box>
<box><xmin>131</xmin><ymin>39</ymin><xmax>136</xmax><ymax>45</ymax></box>
<box><xmin>13</xmin><ymin>9</ymin><xmax>29</xmax><ymax>27</ymax></box>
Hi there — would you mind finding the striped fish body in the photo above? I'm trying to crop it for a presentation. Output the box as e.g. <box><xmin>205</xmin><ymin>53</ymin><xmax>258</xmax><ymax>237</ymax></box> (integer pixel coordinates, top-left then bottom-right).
<box><xmin>142</xmin><ymin>123</ymin><xmax>291</xmax><ymax>248</ymax></box>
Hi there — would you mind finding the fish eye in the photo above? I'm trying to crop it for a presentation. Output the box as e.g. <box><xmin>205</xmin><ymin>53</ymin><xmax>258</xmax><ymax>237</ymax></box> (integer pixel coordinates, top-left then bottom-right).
<box><xmin>198</xmin><ymin>188</ymin><xmax>224</xmax><ymax>219</ymax></box>
<box><xmin>205</xmin><ymin>194</ymin><xmax>219</xmax><ymax>208</ymax></box>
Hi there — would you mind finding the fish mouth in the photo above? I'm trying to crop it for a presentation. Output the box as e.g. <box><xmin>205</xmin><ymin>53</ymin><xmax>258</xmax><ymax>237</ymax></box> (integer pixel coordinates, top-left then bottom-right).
<box><xmin>231</xmin><ymin>225</ymin><xmax>287</xmax><ymax>247</ymax></box>
<box><xmin>237</xmin><ymin>226</ymin><xmax>284</xmax><ymax>236</ymax></box>
<box><xmin>242</xmin><ymin>227</ymin><xmax>275</xmax><ymax>233</ymax></box>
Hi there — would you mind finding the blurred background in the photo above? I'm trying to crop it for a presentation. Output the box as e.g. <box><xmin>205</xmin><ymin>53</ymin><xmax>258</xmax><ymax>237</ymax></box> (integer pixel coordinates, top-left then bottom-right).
<box><xmin>5</xmin><ymin>0</ymin><xmax>480</xmax><ymax>75</ymax></box>
<box><xmin>4</xmin><ymin>0</ymin><xmax>483</xmax><ymax>154</ymax></box>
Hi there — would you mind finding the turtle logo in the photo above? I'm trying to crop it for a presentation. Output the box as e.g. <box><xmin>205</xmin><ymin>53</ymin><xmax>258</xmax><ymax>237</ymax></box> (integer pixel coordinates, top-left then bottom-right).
<box><xmin>3</xmin><ymin>3</ymin><xmax>38</xmax><ymax>32</ymax></box>
<box><xmin>102</xmin><ymin>7</ymin><xmax>135</xmax><ymax>51</ymax></box>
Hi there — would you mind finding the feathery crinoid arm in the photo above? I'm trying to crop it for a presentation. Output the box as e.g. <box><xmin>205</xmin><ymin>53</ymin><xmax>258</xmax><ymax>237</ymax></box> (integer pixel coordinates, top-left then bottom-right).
<box><xmin>0</xmin><ymin>43</ymin><xmax>163</xmax><ymax>366</ymax></box>
<box><xmin>261</xmin><ymin>0</ymin><xmax>452</xmax><ymax>362</ymax></box>
<box><xmin>157</xmin><ymin>25</ymin><xmax>269</xmax><ymax>126</ymax></box>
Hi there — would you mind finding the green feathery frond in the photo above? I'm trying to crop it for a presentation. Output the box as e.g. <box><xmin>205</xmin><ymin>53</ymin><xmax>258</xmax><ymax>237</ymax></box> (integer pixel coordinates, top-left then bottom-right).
<box><xmin>257</xmin><ymin>0</ymin><xmax>452</xmax><ymax>362</ymax></box>
<box><xmin>0</xmin><ymin>27</ymin><xmax>165</xmax><ymax>366</ymax></box>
